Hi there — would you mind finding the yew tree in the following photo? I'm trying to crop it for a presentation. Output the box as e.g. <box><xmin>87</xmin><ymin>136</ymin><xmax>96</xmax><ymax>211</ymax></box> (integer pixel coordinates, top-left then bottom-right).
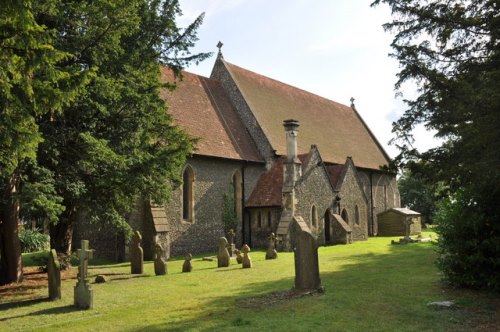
<box><xmin>372</xmin><ymin>0</ymin><xmax>500</xmax><ymax>290</ymax></box>
<box><xmin>34</xmin><ymin>0</ymin><xmax>210</xmax><ymax>255</ymax></box>
<box><xmin>0</xmin><ymin>0</ymin><xmax>89</xmax><ymax>284</ymax></box>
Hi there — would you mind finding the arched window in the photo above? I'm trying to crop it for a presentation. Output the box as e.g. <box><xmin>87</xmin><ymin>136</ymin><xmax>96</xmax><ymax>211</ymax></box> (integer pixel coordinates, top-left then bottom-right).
<box><xmin>182</xmin><ymin>165</ymin><xmax>194</xmax><ymax>222</ymax></box>
<box><xmin>341</xmin><ymin>208</ymin><xmax>349</xmax><ymax>224</ymax></box>
<box><xmin>258</xmin><ymin>211</ymin><xmax>262</xmax><ymax>228</ymax></box>
<box><xmin>311</xmin><ymin>205</ymin><xmax>318</xmax><ymax>227</ymax></box>
<box><xmin>355</xmin><ymin>205</ymin><xmax>360</xmax><ymax>225</ymax></box>
<box><xmin>267</xmin><ymin>211</ymin><xmax>272</xmax><ymax>227</ymax></box>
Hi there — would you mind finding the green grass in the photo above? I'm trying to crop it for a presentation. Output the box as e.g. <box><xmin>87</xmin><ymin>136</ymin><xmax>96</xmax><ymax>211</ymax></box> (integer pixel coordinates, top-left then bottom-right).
<box><xmin>1</xmin><ymin>232</ymin><xmax>497</xmax><ymax>331</ymax></box>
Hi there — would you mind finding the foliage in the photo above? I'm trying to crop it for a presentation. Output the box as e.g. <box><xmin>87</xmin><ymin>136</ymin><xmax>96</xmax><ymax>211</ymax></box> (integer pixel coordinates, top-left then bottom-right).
<box><xmin>372</xmin><ymin>0</ymin><xmax>500</xmax><ymax>291</ymax></box>
<box><xmin>5</xmin><ymin>234</ymin><xmax>499</xmax><ymax>330</ymax></box>
<box><xmin>27</xmin><ymin>0</ymin><xmax>210</xmax><ymax>252</ymax></box>
<box><xmin>398</xmin><ymin>169</ymin><xmax>439</xmax><ymax>223</ymax></box>
<box><xmin>435</xmin><ymin>185</ymin><xmax>500</xmax><ymax>292</ymax></box>
<box><xmin>222</xmin><ymin>190</ymin><xmax>237</xmax><ymax>234</ymax></box>
<box><xmin>18</xmin><ymin>229</ymin><xmax>49</xmax><ymax>253</ymax></box>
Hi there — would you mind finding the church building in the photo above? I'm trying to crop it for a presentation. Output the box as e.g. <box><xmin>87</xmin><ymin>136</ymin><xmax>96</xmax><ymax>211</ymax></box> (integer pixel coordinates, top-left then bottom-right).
<box><xmin>78</xmin><ymin>47</ymin><xmax>400</xmax><ymax>260</ymax></box>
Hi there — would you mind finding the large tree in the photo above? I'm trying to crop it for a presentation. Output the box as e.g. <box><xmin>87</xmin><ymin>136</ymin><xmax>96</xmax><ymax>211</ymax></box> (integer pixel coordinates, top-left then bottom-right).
<box><xmin>0</xmin><ymin>0</ymin><xmax>88</xmax><ymax>284</ymax></box>
<box><xmin>34</xmin><ymin>0</ymin><xmax>209</xmax><ymax>255</ymax></box>
<box><xmin>372</xmin><ymin>0</ymin><xmax>500</xmax><ymax>290</ymax></box>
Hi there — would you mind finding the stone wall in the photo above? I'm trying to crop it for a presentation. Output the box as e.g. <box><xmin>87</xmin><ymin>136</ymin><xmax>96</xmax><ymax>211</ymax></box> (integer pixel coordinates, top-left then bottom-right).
<box><xmin>247</xmin><ymin>207</ymin><xmax>281</xmax><ymax>248</ymax></box>
<box><xmin>357</xmin><ymin>169</ymin><xmax>400</xmax><ymax>235</ymax></box>
<box><xmin>336</xmin><ymin>161</ymin><xmax>369</xmax><ymax>241</ymax></box>
<box><xmin>294</xmin><ymin>150</ymin><xmax>334</xmax><ymax>245</ymax></box>
<box><xmin>162</xmin><ymin>156</ymin><xmax>265</xmax><ymax>256</ymax></box>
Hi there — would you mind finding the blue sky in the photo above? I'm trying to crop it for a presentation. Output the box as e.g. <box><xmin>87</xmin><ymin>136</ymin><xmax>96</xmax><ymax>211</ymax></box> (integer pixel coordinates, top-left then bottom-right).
<box><xmin>177</xmin><ymin>0</ymin><xmax>437</xmax><ymax>158</ymax></box>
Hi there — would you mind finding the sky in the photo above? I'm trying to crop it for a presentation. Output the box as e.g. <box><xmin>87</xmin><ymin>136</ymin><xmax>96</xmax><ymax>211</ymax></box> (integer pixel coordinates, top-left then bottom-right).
<box><xmin>176</xmin><ymin>0</ymin><xmax>438</xmax><ymax>159</ymax></box>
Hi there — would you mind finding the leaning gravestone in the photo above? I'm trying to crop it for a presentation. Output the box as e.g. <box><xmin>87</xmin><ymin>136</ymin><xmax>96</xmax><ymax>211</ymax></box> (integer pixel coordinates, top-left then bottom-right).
<box><xmin>241</xmin><ymin>244</ymin><xmax>252</xmax><ymax>268</ymax></box>
<box><xmin>154</xmin><ymin>243</ymin><xmax>167</xmax><ymax>276</ymax></box>
<box><xmin>291</xmin><ymin>216</ymin><xmax>322</xmax><ymax>291</ymax></box>
<box><xmin>227</xmin><ymin>229</ymin><xmax>236</xmax><ymax>257</ymax></box>
<box><xmin>235</xmin><ymin>249</ymin><xmax>243</xmax><ymax>264</ymax></box>
<box><xmin>130</xmin><ymin>230</ymin><xmax>144</xmax><ymax>274</ymax></box>
<box><xmin>182</xmin><ymin>253</ymin><xmax>192</xmax><ymax>273</ymax></box>
<box><xmin>74</xmin><ymin>240</ymin><xmax>94</xmax><ymax>309</ymax></box>
<box><xmin>217</xmin><ymin>237</ymin><xmax>230</xmax><ymax>267</ymax></box>
<box><xmin>47</xmin><ymin>249</ymin><xmax>61</xmax><ymax>300</ymax></box>
<box><xmin>265</xmin><ymin>232</ymin><xmax>278</xmax><ymax>260</ymax></box>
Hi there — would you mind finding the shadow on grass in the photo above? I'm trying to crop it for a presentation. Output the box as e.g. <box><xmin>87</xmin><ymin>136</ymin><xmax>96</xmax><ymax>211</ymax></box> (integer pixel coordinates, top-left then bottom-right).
<box><xmin>131</xmin><ymin>242</ymin><xmax>497</xmax><ymax>332</ymax></box>
<box><xmin>0</xmin><ymin>301</ymin><xmax>79</xmax><ymax>322</ymax></box>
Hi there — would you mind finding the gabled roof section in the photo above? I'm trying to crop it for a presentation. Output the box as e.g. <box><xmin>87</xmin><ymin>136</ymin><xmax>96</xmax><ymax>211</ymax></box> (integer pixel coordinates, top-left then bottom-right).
<box><xmin>325</xmin><ymin>164</ymin><xmax>347</xmax><ymax>191</ymax></box>
<box><xmin>159</xmin><ymin>67</ymin><xmax>262</xmax><ymax>162</ymax></box>
<box><xmin>377</xmin><ymin>207</ymin><xmax>421</xmax><ymax>217</ymax></box>
<box><xmin>246</xmin><ymin>153</ymin><xmax>310</xmax><ymax>208</ymax></box>
<box><xmin>222</xmin><ymin>60</ymin><xmax>391</xmax><ymax>170</ymax></box>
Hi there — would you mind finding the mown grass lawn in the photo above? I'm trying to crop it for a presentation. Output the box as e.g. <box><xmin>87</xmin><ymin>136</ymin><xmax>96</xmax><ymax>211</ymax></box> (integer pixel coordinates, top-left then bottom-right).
<box><xmin>1</xmin><ymin>232</ymin><xmax>498</xmax><ymax>331</ymax></box>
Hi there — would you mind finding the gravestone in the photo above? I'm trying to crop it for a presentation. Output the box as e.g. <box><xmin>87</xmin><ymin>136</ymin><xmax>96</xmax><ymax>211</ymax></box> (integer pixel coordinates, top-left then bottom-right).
<box><xmin>182</xmin><ymin>253</ymin><xmax>192</xmax><ymax>273</ymax></box>
<box><xmin>47</xmin><ymin>249</ymin><xmax>61</xmax><ymax>300</ymax></box>
<box><xmin>265</xmin><ymin>233</ymin><xmax>278</xmax><ymax>260</ymax></box>
<box><xmin>154</xmin><ymin>243</ymin><xmax>167</xmax><ymax>276</ymax></box>
<box><xmin>291</xmin><ymin>216</ymin><xmax>321</xmax><ymax>291</ymax></box>
<box><xmin>217</xmin><ymin>237</ymin><xmax>230</xmax><ymax>267</ymax></box>
<box><xmin>235</xmin><ymin>249</ymin><xmax>243</xmax><ymax>264</ymax></box>
<box><xmin>74</xmin><ymin>240</ymin><xmax>94</xmax><ymax>309</ymax></box>
<box><xmin>130</xmin><ymin>230</ymin><xmax>144</xmax><ymax>274</ymax></box>
<box><xmin>227</xmin><ymin>229</ymin><xmax>236</xmax><ymax>257</ymax></box>
<box><xmin>241</xmin><ymin>244</ymin><xmax>252</xmax><ymax>269</ymax></box>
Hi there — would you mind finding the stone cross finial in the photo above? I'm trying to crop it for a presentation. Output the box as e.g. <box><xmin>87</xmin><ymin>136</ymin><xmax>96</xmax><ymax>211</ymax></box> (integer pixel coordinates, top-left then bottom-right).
<box><xmin>350</xmin><ymin>97</ymin><xmax>355</xmax><ymax>108</ymax></box>
<box><xmin>217</xmin><ymin>41</ymin><xmax>224</xmax><ymax>58</ymax></box>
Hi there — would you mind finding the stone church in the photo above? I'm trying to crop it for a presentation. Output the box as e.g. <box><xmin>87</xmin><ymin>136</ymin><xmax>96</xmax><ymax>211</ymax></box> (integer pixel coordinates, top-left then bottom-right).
<box><xmin>77</xmin><ymin>48</ymin><xmax>400</xmax><ymax>260</ymax></box>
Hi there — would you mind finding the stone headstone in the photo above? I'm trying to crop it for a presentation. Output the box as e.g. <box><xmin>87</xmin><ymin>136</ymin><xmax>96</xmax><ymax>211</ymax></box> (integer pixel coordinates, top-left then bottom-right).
<box><xmin>291</xmin><ymin>216</ymin><xmax>321</xmax><ymax>291</ymax></box>
<box><xmin>154</xmin><ymin>243</ymin><xmax>167</xmax><ymax>276</ymax></box>
<box><xmin>227</xmin><ymin>229</ymin><xmax>236</xmax><ymax>257</ymax></box>
<box><xmin>217</xmin><ymin>237</ymin><xmax>230</xmax><ymax>268</ymax></box>
<box><xmin>74</xmin><ymin>240</ymin><xmax>94</xmax><ymax>309</ymax></box>
<box><xmin>130</xmin><ymin>230</ymin><xmax>144</xmax><ymax>274</ymax></box>
<box><xmin>182</xmin><ymin>253</ymin><xmax>192</xmax><ymax>273</ymax></box>
<box><xmin>265</xmin><ymin>232</ymin><xmax>278</xmax><ymax>260</ymax></box>
<box><xmin>47</xmin><ymin>249</ymin><xmax>61</xmax><ymax>300</ymax></box>
<box><xmin>235</xmin><ymin>249</ymin><xmax>243</xmax><ymax>264</ymax></box>
<box><xmin>241</xmin><ymin>244</ymin><xmax>252</xmax><ymax>269</ymax></box>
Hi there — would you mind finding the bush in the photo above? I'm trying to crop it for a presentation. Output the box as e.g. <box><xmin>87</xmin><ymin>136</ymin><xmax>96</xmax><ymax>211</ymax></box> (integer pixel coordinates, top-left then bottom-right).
<box><xmin>19</xmin><ymin>228</ymin><xmax>50</xmax><ymax>253</ymax></box>
<box><xmin>435</xmin><ymin>187</ymin><xmax>500</xmax><ymax>292</ymax></box>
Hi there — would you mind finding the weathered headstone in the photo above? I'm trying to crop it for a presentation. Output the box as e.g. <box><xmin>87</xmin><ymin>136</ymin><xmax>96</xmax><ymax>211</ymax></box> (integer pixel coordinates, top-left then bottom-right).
<box><xmin>154</xmin><ymin>243</ymin><xmax>167</xmax><ymax>276</ymax></box>
<box><xmin>182</xmin><ymin>253</ymin><xmax>192</xmax><ymax>273</ymax></box>
<box><xmin>291</xmin><ymin>216</ymin><xmax>321</xmax><ymax>291</ymax></box>
<box><xmin>74</xmin><ymin>240</ymin><xmax>94</xmax><ymax>309</ymax></box>
<box><xmin>265</xmin><ymin>232</ymin><xmax>278</xmax><ymax>260</ymax></box>
<box><xmin>227</xmin><ymin>229</ymin><xmax>236</xmax><ymax>257</ymax></box>
<box><xmin>241</xmin><ymin>244</ymin><xmax>252</xmax><ymax>269</ymax></box>
<box><xmin>235</xmin><ymin>249</ymin><xmax>243</xmax><ymax>264</ymax></box>
<box><xmin>130</xmin><ymin>230</ymin><xmax>143</xmax><ymax>274</ymax></box>
<box><xmin>217</xmin><ymin>237</ymin><xmax>230</xmax><ymax>267</ymax></box>
<box><xmin>47</xmin><ymin>249</ymin><xmax>61</xmax><ymax>300</ymax></box>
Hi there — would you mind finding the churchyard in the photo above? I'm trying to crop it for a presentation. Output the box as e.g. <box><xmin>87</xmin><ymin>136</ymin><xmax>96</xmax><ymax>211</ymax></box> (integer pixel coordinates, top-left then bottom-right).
<box><xmin>1</xmin><ymin>232</ymin><xmax>498</xmax><ymax>331</ymax></box>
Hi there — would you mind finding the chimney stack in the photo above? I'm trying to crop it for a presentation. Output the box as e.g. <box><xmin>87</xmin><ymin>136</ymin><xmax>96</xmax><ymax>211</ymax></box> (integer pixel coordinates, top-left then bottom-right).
<box><xmin>283</xmin><ymin>119</ymin><xmax>300</xmax><ymax>163</ymax></box>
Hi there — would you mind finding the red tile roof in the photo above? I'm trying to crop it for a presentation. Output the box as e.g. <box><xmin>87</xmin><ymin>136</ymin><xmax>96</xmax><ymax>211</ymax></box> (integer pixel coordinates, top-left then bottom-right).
<box><xmin>159</xmin><ymin>67</ymin><xmax>262</xmax><ymax>162</ymax></box>
<box><xmin>325</xmin><ymin>164</ymin><xmax>347</xmax><ymax>190</ymax></box>
<box><xmin>223</xmin><ymin>61</ymin><xmax>391</xmax><ymax>170</ymax></box>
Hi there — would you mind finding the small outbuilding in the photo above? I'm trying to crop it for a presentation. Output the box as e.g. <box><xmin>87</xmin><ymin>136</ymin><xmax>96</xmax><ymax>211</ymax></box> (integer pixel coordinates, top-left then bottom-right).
<box><xmin>376</xmin><ymin>208</ymin><xmax>422</xmax><ymax>237</ymax></box>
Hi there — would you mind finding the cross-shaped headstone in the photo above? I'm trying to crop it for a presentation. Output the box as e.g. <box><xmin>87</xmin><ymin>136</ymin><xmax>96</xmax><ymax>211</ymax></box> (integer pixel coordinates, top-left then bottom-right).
<box><xmin>77</xmin><ymin>240</ymin><xmax>93</xmax><ymax>283</ymax></box>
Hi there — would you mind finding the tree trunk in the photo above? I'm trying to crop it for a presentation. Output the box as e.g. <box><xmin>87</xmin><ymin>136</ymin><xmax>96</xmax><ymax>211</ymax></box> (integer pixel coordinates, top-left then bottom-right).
<box><xmin>50</xmin><ymin>206</ymin><xmax>76</xmax><ymax>256</ymax></box>
<box><xmin>0</xmin><ymin>174</ymin><xmax>23</xmax><ymax>285</ymax></box>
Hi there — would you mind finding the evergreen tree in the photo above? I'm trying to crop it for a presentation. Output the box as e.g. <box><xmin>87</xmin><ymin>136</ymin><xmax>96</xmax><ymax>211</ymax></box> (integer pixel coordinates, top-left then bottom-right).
<box><xmin>33</xmin><ymin>0</ymin><xmax>210</xmax><ymax>254</ymax></box>
<box><xmin>0</xmin><ymin>0</ymin><xmax>89</xmax><ymax>284</ymax></box>
<box><xmin>372</xmin><ymin>0</ymin><xmax>500</xmax><ymax>290</ymax></box>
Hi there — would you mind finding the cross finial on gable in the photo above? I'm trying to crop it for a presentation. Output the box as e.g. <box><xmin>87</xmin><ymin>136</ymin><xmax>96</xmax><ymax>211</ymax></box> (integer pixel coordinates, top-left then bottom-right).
<box><xmin>216</xmin><ymin>41</ymin><xmax>224</xmax><ymax>58</ymax></box>
<box><xmin>350</xmin><ymin>97</ymin><xmax>355</xmax><ymax>108</ymax></box>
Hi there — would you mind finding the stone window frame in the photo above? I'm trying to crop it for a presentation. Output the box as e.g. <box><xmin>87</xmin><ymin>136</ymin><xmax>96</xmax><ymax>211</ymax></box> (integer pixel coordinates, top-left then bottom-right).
<box><xmin>310</xmin><ymin>205</ymin><xmax>318</xmax><ymax>228</ymax></box>
<box><xmin>231</xmin><ymin>170</ymin><xmax>243</xmax><ymax>226</ymax></box>
<box><xmin>267</xmin><ymin>210</ymin><xmax>272</xmax><ymax>228</ymax></box>
<box><xmin>181</xmin><ymin>164</ymin><xmax>195</xmax><ymax>224</ymax></box>
<box><xmin>355</xmin><ymin>205</ymin><xmax>360</xmax><ymax>225</ymax></box>
<box><xmin>341</xmin><ymin>208</ymin><xmax>349</xmax><ymax>224</ymax></box>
